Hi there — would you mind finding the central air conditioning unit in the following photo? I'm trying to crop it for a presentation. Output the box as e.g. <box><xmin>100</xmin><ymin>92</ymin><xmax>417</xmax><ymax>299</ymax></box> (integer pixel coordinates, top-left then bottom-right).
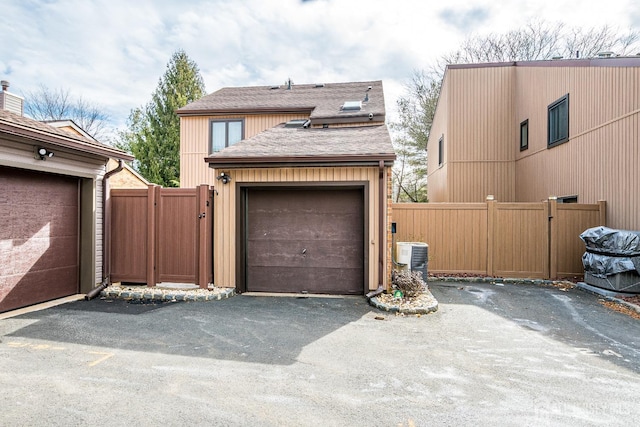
<box><xmin>396</xmin><ymin>242</ymin><xmax>428</xmax><ymax>280</ymax></box>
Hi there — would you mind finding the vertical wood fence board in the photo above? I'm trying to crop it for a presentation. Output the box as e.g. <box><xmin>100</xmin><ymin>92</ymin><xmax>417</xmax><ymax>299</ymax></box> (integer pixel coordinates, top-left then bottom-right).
<box><xmin>157</xmin><ymin>189</ymin><xmax>198</xmax><ymax>283</ymax></box>
<box><xmin>147</xmin><ymin>186</ymin><xmax>158</xmax><ymax>287</ymax></box>
<box><xmin>110</xmin><ymin>189</ymin><xmax>149</xmax><ymax>282</ymax></box>
<box><xmin>554</xmin><ymin>203</ymin><xmax>604</xmax><ymax>277</ymax></box>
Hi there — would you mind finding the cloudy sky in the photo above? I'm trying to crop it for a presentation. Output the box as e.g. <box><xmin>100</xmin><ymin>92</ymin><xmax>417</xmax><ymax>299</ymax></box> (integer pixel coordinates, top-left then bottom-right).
<box><xmin>1</xmin><ymin>0</ymin><xmax>639</xmax><ymax>137</ymax></box>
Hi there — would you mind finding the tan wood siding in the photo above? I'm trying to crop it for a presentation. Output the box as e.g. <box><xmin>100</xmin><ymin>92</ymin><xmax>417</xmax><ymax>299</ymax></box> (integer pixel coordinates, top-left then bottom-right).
<box><xmin>427</xmin><ymin>73</ymin><xmax>449</xmax><ymax>201</ymax></box>
<box><xmin>180</xmin><ymin>113</ymin><xmax>309</xmax><ymax>187</ymax></box>
<box><xmin>514</xmin><ymin>65</ymin><xmax>640</xmax><ymax>229</ymax></box>
<box><xmin>448</xmin><ymin>161</ymin><xmax>515</xmax><ymax>202</ymax></box>
<box><xmin>212</xmin><ymin>167</ymin><xmax>386</xmax><ymax>290</ymax></box>
<box><xmin>448</xmin><ymin>67</ymin><xmax>515</xmax><ymax>162</ymax></box>
<box><xmin>429</xmin><ymin>62</ymin><xmax>640</xmax><ymax>230</ymax></box>
<box><xmin>445</xmin><ymin>67</ymin><xmax>516</xmax><ymax>202</ymax></box>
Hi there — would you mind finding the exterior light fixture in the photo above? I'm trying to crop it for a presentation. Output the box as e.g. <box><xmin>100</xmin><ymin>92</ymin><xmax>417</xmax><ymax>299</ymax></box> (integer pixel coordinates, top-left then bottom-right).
<box><xmin>36</xmin><ymin>147</ymin><xmax>54</xmax><ymax>160</ymax></box>
<box><xmin>217</xmin><ymin>172</ymin><xmax>231</xmax><ymax>184</ymax></box>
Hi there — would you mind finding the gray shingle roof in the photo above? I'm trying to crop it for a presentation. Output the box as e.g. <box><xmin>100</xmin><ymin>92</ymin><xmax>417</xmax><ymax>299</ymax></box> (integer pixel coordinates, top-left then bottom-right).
<box><xmin>178</xmin><ymin>80</ymin><xmax>385</xmax><ymax>121</ymax></box>
<box><xmin>0</xmin><ymin>109</ymin><xmax>132</xmax><ymax>160</ymax></box>
<box><xmin>205</xmin><ymin>123</ymin><xmax>395</xmax><ymax>167</ymax></box>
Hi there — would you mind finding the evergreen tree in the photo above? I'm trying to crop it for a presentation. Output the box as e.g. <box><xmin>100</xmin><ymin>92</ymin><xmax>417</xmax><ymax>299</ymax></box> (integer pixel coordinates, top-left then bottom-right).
<box><xmin>118</xmin><ymin>50</ymin><xmax>205</xmax><ymax>187</ymax></box>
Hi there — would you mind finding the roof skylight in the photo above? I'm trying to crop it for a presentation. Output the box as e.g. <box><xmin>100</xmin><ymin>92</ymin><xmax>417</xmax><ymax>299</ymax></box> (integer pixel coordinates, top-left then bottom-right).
<box><xmin>342</xmin><ymin>101</ymin><xmax>362</xmax><ymax>111</ymax></box>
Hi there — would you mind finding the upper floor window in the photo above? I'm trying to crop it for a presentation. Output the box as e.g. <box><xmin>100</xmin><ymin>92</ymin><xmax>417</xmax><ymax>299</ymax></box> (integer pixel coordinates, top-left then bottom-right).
<box><xmin>548</xmin><ymin>94</ymin><xmax>569</xmax><ymax>148</ymax></box>
<box><xmin>520</xmin><ymin>119</ymin><xmax>529</xmax><ymax>151</ymax></box>
<box><xmin>210</xmin><ymin>119</ymin><xmax>244</xmax><ymax>153</ymax></box>
<box><xmin>438</xmin><ymin>135</ymin><xmax>444</xmax><ymax>166</ymax></box>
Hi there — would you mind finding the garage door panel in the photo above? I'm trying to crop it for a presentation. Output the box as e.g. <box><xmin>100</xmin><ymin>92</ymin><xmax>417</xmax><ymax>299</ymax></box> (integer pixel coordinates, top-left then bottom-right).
<box><xmin>249</xmin><ymin>212</ymin><xmax>362</xmax><ymax>241</ymax></box>
<box><xmin>246</xmin><ymin>188</ymin><xmax>364</xmax><ymax>294</ymax></box>
<box><xmin>10</xmin><ymin>209</ymin><xmax>78</xmax><ymax>240</ymax></box>
<box><xmin>10</xmin><ymin>235</ymin><xmax>78</xmax><ymax>273</ymax></box>
<box><xmin>248</xmin><ymin>239</ymin><xmax>363</xmax><ymax>269</ymax></box>
<box><xmin>0</xmin><ymin>167</ymin><xmax>79</xmax><ymax>313</ymax></box>
<box><xmin>248</xmin><ymin>266</ymin><xmax>363</xmax><ymax>294</ymax></box>
<box><xmin>0</xmin><ymin>267</ymin><xmax>78</xmax><ymax>312</ymax></box>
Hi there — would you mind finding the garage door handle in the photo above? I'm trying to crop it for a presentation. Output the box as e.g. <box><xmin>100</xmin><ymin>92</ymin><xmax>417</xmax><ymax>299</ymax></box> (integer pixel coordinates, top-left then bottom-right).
<box><xmin>302</xmin><ymin>248</ymin><xmax>307</xmax><ymax>254</ymax></box>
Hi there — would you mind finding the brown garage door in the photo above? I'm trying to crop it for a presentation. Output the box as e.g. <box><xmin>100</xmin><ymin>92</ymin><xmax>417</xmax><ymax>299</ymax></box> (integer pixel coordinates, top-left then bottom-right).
<box><xmin>0</xmin><ymin>167</ymin><xmax>79</xmax><ymax>312</ymax></box>
<box><xmin>245</xmin><ymin>187</ymin><xmax>364</xmax><ymax>294</ymax></box>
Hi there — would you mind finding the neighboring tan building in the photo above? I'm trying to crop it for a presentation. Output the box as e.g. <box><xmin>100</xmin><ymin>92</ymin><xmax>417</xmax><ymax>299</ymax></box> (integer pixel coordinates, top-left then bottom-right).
<box><xmin>106</xmin><ymin>158</ymin><xmax>149</xmax><ymax>189</ymax></box>
<box><xmin>0</xmin><ymin>82</ymin><xmax>133</xmax><ymax>312</ymax></box>
<box><xmin>177</xmin><ymin>81</ymin><xmax>395</xmax><ymax>294</ymax></box>
<box><xmin>427</xmin><ymin>56</ymin><xmax>640</xmax><ymax>230</ymax></box>
<box><xmin>45</xmin><ymin>121</ymin><xmax>149</xmax><ymax>189</ymax></box>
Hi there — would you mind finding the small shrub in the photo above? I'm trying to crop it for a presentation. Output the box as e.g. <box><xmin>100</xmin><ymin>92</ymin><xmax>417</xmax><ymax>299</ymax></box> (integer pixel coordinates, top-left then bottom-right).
<box><xmin>392</xmin><ymin>270</ymin><xmax>426</xmax><ymax>298</ymax></box>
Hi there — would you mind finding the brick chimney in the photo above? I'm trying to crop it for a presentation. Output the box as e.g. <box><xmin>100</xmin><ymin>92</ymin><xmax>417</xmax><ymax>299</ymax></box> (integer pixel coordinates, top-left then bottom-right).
<box><xmin>0</xmin><ymin>80</ymin><xmax>25</xmax><ymax>115</ymax></box>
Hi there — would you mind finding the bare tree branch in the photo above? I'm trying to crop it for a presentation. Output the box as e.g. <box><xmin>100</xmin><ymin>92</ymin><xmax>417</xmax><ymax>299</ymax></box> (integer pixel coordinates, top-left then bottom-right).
<box><xmin>22</xmin><ymin>85</ymin><xmax>110</xmax><ymax>139</ymax></box>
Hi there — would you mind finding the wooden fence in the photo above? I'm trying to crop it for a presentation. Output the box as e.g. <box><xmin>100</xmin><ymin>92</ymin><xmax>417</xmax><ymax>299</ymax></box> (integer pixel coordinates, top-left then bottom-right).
<box><xmin>392</xmin><ymin>199</ymin><xmax>606</xmax><ymax>279</ymax></box>
<box><xmin>109</xmin><ymin>185</ymin><xmax>213</xmax><ymax>288</ymax></box>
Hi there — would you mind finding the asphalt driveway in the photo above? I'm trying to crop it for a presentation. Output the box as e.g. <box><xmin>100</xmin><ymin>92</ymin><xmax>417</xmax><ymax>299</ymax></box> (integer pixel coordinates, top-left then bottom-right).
<box><xmin>0</xmin><ymin>282</ymin><xmax>638</xmax><ymax>426</ymax></box>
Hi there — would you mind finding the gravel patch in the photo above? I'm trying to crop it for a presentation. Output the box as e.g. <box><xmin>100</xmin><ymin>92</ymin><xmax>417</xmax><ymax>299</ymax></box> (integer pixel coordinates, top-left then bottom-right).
<box><xmin>101</xmin><ymin>284</ymin><xmax>235</xmax><ymax>302</ymax></box>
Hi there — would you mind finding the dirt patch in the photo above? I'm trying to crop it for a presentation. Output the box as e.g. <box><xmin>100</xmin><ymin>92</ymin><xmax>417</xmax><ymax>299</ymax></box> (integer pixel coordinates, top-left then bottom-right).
<box><xmin>622</xmin><ymin>295</ymin><xmax>640</xmax><ymax>306</ymax></box>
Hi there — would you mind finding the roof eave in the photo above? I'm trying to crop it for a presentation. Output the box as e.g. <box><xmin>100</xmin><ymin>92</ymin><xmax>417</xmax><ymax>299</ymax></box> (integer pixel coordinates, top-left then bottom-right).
<box><xmin>176</xmin><ymin>107</ymin><xmax>315</xmax><ymax>117</ymax></box>
<box><xmin>0</xmin><ymin>121</ymin><xmax>134</xmax><ymax>161</ymax></box>
<box><xmin>309</xmin><ymin>113</ymin><xmax>385</xmax><ymax>125</ymax></box>
<box><xmin>205</xmin><ymin>153</ymin><xmax>396</xmax><ymax>169</ymax></box>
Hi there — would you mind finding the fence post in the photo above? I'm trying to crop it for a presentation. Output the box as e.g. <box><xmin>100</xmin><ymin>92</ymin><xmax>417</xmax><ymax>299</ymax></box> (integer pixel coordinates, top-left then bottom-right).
<box><xmin>146</xmin><ymin>185</ymin><xmax>158</xmax><ymax>287</ymax></box>
<box><xmin>197</xmin><ymin>185</ymin><xmax>210</xmax><ymax>289</ymax></box>
<box><xmin>486</xmin><ymin>195</ymin><xmax>496</xmax><ymax>277</ymax></box>
<box><xmin>598</xmin><ymin>200</ymin><xmax>607</xmax><ymax>226</ymax></box>
<box><xmin>547</xmin><ymin>197</ymin><xmax>558</xmax><ymax>279</ymax></box>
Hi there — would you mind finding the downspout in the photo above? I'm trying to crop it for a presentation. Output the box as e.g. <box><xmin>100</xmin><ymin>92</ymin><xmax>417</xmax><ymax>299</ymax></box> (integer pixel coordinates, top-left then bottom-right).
<box><xmin>367</xmin><ymin>160</ymin><xmax>386</xmax><ymax>299</ymax></box>
<box><xmin>86</xmin><ymin>159</ymin><xmax>124</xmax><ymax>300</ymax></box>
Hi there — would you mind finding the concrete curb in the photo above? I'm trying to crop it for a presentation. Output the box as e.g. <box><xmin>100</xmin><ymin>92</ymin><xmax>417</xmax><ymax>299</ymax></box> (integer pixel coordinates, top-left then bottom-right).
<box><xmin>428</xmin><ymin>276</ymin><xmax>563</xmax><ymax>286</ymax></box>
<box><xmin>368</xmin><ymin>296</ymin><xmax>439</xmax><ymax>315</ymax></box>
<box><xmin>101</xmin><ymin>286</ymin><xmax>236</xmax><ymax>302</ymax></box>
<box><xmin>576</xmin><ymin>282</ymin><xmax>640</xmax><ymax>315</ymax></box>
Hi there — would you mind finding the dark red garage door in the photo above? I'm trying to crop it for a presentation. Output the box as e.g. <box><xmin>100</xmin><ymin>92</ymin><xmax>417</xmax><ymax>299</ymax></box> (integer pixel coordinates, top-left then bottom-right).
<box><xmin>0</xmin><ymin>167</ymin><xmax>79</xmax><ymax>312</ymax></box>
<box><xmin>245</xmin><ymin>187</ymin><xmax>364</xmax><ymax>294</ymax></box>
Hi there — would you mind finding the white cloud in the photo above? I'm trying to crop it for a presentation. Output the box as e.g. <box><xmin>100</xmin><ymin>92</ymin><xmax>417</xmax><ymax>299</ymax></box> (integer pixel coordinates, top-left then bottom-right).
<box><xmin>0</xmin><ymin>0</ymin><xmax>637</xmax><ymax>132</ymax></box>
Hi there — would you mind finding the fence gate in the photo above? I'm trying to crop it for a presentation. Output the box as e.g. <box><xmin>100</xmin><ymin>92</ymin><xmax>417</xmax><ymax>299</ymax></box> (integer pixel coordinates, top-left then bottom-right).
<box><xmin>109</xmin><ymin>185</ymin><xmax>213</xmax><ymax>288</ymax></box>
